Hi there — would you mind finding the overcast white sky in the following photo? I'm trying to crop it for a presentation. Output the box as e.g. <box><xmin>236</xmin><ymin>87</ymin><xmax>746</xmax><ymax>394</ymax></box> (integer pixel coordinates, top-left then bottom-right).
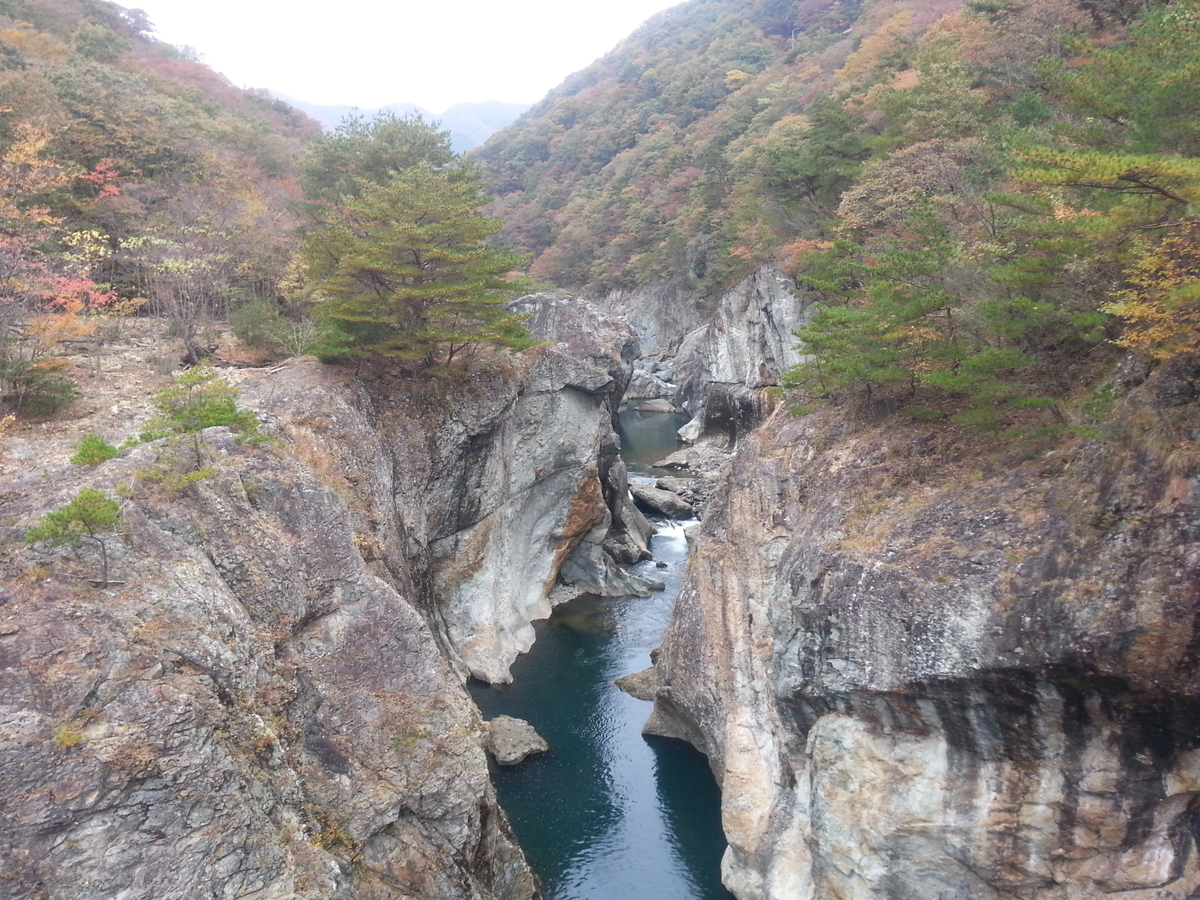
<box><xmin>127</xmin><ymin>0</ymin><xmax>681</xmax><ymax>113</ymax></box>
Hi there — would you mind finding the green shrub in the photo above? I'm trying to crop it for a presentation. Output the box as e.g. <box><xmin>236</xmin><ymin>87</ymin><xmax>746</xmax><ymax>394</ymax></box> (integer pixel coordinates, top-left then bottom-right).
<box><xmin>71</xmin><ymin>434</ymin><xmax>121</xmax><ymax>466</ymax></box>
<box><xmin>149</xmin><ymin>366</ymin><xmax>260</xmax><ymax>438</ymax></box>
<box><xmin>0</xmin><ymin>355</ymin><xmax>79</xmax><ymax>415</ymax></box>
<box><xmin>231</xmin><ymin>299</ymin><xmax>286</xmax><ymax>350</ymax></box>
<box><xmin>231</xmin><ymin>299</ymin><xmax>319</xmax><ymax>358</ymax></box>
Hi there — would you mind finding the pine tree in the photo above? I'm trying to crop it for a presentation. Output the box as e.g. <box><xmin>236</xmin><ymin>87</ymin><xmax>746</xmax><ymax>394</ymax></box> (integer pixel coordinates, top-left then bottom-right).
<box><xmin>25</xmin><ymin>488</ymin><xmax>121</xmax><ymax>586</ymax></box>
<box><xmin>300</xmin><ymin>156</ymin><xmax>532</xmax><ymax>368</ymax></box>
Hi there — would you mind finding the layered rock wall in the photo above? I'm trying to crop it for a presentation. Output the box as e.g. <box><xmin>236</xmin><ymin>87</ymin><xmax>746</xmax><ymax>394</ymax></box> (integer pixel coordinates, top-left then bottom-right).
<box><xmin>649</xmin><ymin>372</ymin><xmax>1200</xmax><ymax>899</ymax></box>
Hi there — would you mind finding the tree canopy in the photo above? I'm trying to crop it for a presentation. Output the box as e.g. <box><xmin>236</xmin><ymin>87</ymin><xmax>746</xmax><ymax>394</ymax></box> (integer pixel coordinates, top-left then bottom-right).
<box><xmin>298</xmin><ymin>115</ymin><xmax>532</xmax><ymax>367</ymax></box>
<box><xmin>481</xmin><ymin>0</ymin><xmax>1200</xmax><ymax>431</ymax></box>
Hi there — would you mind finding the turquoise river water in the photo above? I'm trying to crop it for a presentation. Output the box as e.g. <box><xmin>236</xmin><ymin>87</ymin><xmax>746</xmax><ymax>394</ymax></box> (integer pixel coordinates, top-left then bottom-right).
<box><xmin>469</xmin><ymin>409</ymin><xmax>732</xmax><ymax>900</ymax></box>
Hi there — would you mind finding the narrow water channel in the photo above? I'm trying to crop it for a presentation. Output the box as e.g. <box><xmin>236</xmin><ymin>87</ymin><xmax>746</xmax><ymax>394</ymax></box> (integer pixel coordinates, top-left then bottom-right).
<box><xmin>469</xmin><ymin>409</ymin><xmax>732</xmax><ymax>900</ymax></box>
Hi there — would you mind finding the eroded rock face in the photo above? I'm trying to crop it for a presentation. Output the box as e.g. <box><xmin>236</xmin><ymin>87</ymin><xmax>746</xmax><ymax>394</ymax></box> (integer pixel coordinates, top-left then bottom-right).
<box><xmin>673</xmin><ymin>265</ymin><xmax>810</xmax><ymax>446</ymax></box>
<box><xmin>585</xmin><ymin>280</ymin><xmax>714</xmax><ymax>360</ymax></box>
<box><xmin>587</xmin><ymin>265</ymin><xmax>809</xmax><ymax>447</ymax></box>
<box><xmin>239</xmin><ymin>299</ymin><xmax>653</xmax><ymax>684</ymax></box>
<box><xmin>650</xmin><ymin>378</ymin><xmax>1200</xmax><ymax>900</ymax></box>
<box><xmin>0</xmin><ymin>432</ymin><xmax>534</xmax><ymax>900</ymax></box>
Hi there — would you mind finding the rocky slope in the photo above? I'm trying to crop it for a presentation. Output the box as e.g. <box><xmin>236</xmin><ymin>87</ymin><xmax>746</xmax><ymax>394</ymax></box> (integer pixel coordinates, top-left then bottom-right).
<box><xmin>647</xmin><ymin>363</ymin><xmax>1200</xmax><ymax>900</ymax></box>
<box><xmin>0</xmin><ymin>299</ymin><xmax>648</xmax><ymax>897</ymax></box>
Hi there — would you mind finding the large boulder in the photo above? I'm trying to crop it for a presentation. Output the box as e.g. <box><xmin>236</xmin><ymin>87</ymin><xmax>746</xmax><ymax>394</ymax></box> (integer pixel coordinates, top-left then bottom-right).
<box><xmin>486</xmin><ymin>716</ymin><xmax>550</xmax><ymax>766</ymax></box>
<box><xmin>630</xmin><ymin>484</ymin><xmax>696</xmax><ymax>520</ymax></box>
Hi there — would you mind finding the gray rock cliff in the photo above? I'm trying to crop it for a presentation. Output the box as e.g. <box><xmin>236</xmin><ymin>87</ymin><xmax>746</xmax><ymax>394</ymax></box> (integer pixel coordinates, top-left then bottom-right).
<box><xmin>238</xmin><ymin>298</ymin><xmax>655</xmax><ymax>684</ymax></box>
<box><xmin>588</xmin><ymin>265</ymin><xmax>810</xmax><ymax>448</ymax></box>
<box><xmin>672</xmin><ymin>264</ymin><xmax>811</xmax><ymax>446</ymax></box>
<box><xmin>1</xmin><ymin>428</ymin><xmax>534</xmax><ymax>900</ymax></box>
<box><xmin>0</xmin><ymin>305</ymin><xmax>651</xmax><ymax>897</ymax></box>
<box><xmin>648</xmin><ymin>368</ymin><xmax>1200</xmax><ymax>900</ymax></box>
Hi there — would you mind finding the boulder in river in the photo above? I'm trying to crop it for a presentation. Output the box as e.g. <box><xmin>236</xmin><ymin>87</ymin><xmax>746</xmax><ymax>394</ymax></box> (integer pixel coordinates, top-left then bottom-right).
<box><xmin>655</xmin><ymin>476</ymin><xmax>691</xmax><ymax>494</ymax></box>
<box><xmin>649</xmin><ymin>444</ymin><xmax>731</xmax><ymax>477</ymax></box>
<box><xmin>630</xmin><ymin>484</ymin><xmax>695</xmax><ymax>519</ymax></box>
<box><xmin>487</xmin><ymin>715</ymin><xmax>550</xmax><ymax>766</ymax></box>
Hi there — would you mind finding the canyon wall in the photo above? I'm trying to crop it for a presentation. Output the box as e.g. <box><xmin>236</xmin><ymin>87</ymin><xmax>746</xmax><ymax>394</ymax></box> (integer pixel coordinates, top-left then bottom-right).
<box><xmin>1</xmin><ymin>425</ymin><xmax>535</xmax><ymax>900</ymax></box>
<box><xmin>648</xmin><ymin>364</ymin><xmax>1200</xmax><ymax>900</ymax></box>
<box><xmin>591</xmin><ymin>264</ymin><xmax>811</xmax><ymax>446</ymax></box>
<box><xmin>0</xmin><ymin>300</ymin><xmax>644</xmax><ymax>897</ymax></box>
<box><xmin>237</xmin><ymin>297</ymin><xmax>651</xmax><ymax>686</ymax></box>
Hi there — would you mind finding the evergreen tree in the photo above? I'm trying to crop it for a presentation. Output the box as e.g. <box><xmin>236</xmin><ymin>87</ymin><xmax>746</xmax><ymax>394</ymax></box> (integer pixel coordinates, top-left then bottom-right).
<box><xmin>299</xmin><ymin>116</ymin><xmax>531</xmax><ymax>368</ymax></box>
<box><xmin>25</xmin><ymin>488</ymin><xmax>121</xmax><ymax>586</ymax></box>
<box><xmin>300</xmin><ymin>112</ymin><xmax>458</xmax><ymax>204</ymax></box>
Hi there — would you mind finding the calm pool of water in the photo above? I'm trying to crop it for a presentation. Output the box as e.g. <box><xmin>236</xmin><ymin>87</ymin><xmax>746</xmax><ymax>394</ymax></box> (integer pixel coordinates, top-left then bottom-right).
<box><xmin>615</xmin><ymin>408</ymin><xmax>691</xmax><ymax>470</ymax></box>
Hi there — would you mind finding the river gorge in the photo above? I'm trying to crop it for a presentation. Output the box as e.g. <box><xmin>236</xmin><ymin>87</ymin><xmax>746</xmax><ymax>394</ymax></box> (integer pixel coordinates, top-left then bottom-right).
<box><xmin>471</xmin><ymin>409</ymin><xmax>731</xmax><ymax>900</ymax></box>
<box><xmin>2</xmin><ymin>278</ymin><xmax>1198</xmax><ymax>900</ymax></box>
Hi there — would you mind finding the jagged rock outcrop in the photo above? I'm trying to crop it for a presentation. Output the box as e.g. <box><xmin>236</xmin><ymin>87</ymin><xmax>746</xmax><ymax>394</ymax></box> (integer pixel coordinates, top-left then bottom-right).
<box><xmin>590</xmin><ymin>265</ymin><xmax>809</xmax><ymax>447</ymax></box>
<box><xmin>510</xmin><ymin>294</ymin><xmax>661</xmax><ymax>601</ymax></box>
<box><xmin>240</xmin><ymin>298</ymin><xmax>657</xmax><ymax>684</ymax></box>
<box><xmin>587</xmin><ymin>280</ymin><xmax>715</xmax><ymax>360</ymax></box>
<box><xmin>0</xmin><ymin>430</ymin><xmax>535</xmax><ymax>900</ymax></box>
<box><xmin>672</xmin><ymin>264</ymin><xmax>810</xmax><ymax>446</ymax></box>
<box><xmin>648</xmin><ymin>370</ymin><xmax>1200</xmax><ymax>900</ymax></box>
<box><xmin>614</xmin><ymin>667</ymin><xmax>658</xmax><ymax>702</ymax></box>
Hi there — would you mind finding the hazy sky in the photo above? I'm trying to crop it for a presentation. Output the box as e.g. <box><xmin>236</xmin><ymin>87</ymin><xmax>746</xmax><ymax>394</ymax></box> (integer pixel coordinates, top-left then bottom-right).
<box><xmin>127</xmin><ymin>0</ymin><xmax>681</xmax><ymax>113</ymax></box>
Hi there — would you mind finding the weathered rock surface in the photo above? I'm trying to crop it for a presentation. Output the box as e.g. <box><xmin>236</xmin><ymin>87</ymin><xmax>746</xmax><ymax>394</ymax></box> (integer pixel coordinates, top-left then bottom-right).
<box><xmin>651</xmin><ymin>444</ymin><xmax>731</xmax><ymax>476</ymax></box>
<box><xmin>672</xmin><ymin>264</ymin><xmax>810</xmax><ymax>446</ymax></box>
<box><xmin>239</xmin><ymin>299</ymin><xmax>657</xmax><ymax>684</ymax></box>
<box><xmin>1</xmin><ymin>430</ymin><xmax>535</xmax><ymax>900</ymax></box>
<box><xmin>649</xmin><ymin>372</ymin><xmax>1200</xmax><ymax>900</ymax></box>
<box><xmin>626</xmin><ymin>365</ymin><xmax>677</xmax><ymax>404</ymax></box>
<box><xmin>614</xmin><ymin>667</ymin><xmax>658</xmax><ymax>701</ymax></box>
<box><xmin>586</xmin><ymin>280</ymin><xmax>715</xmax><ymax>359</ymax></box>
<box><xmin>588</xmin><ymin>265</ymin><xmax>807</xmax><ymax>447</ymax></box>
<box><xmin>655</xmin><ymin>476</ymin><xmax>691</xmax><ymax>493</ymax></box>
<box><xmin>511</xmin><ymin>294</ymin><xmax>666</xmax><ymax>606</ymax></box>
<box><xmin>630</xmin><ymin>483</ymin><xmax>695</xmax><ymax>520</ymax></box>
<box><xmin>486</xmin><ymin>716</ymin><xmax>550</xmax><ymax>766</ymax></box>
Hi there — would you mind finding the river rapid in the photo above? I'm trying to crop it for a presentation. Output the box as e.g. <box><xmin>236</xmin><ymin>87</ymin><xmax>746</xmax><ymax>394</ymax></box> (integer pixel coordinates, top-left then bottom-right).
<box><xmin>469</xmin><ymin>410</ymin><xmax>732</xmax><ymax>900</ymax></box>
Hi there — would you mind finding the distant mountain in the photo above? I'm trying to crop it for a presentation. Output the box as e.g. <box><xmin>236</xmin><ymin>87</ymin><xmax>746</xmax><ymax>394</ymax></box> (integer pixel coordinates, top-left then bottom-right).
<box><xmin>274</xmin><ymin>95</ymin><xmax>531</xmax><ymax>152</ymax></box>
<box><xmin>440</xmin><ymin>102</ymin><xmax>536</xmax><ymax>153</ymax></box>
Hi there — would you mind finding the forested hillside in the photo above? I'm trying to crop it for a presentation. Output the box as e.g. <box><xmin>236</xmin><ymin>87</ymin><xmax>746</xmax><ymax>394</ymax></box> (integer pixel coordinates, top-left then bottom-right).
<box><xmin>0</xmin><ymin>0</ymin><xmax>323</xmax><ymax>404</ymax></box>
<box><xmin>481</xmin><ymin>0</ymin><xmax>1199</xmax><ymax>429</ymax></box>
<box><xmin>1</xmin><ymin>0</ymin><xmax>541</xmax><ymax>418</ymax></box>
